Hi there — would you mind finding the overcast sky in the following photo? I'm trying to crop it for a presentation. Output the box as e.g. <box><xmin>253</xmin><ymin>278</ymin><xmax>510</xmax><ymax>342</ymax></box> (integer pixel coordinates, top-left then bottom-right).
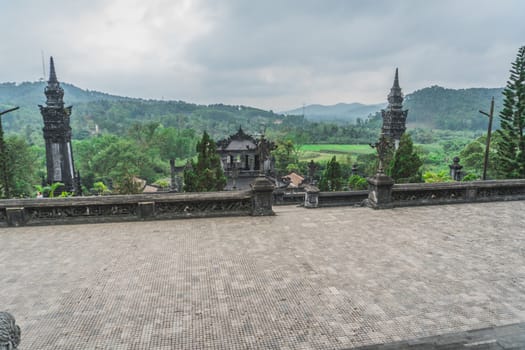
<box><xmin>1</xmin><ymin>0</ymin><xmax>524</xmax><ymax>111</ymax></box>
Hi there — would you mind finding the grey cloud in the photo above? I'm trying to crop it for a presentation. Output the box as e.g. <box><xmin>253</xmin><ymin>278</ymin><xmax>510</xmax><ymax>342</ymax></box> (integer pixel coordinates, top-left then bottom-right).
<box><xmin>1</xmin><ymin>0</ymin><xmax>524</xmax><ymax>110</ymax></box>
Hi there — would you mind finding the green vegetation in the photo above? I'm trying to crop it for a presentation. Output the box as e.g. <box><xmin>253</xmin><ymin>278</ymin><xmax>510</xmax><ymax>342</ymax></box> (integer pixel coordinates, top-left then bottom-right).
<box><xmin>183</xmin><ymin>132</ymin><xmax>226</xmax><ymax>192</ymax></box>
<box><xmin>389</xmin><ymin>133</ymin><xmax>423</xmax><ymax>183</ymax></box>
<box><xmin>319</xmin><ymin>156</ymin><xmax>344</xmax><ymax>191</ymax></box>
<box><xmin>73</xmin><ymin>123</ymin><xmax>199</xmax><ymax>195</ymax></box>
<box><xmin>272</xmin><ymin>140</ymin><xmax>301</xmax><ymax>175</ymax></box>
<box><xmin>495</xmin><ymin>46</ymin><xmax>525</xmax><ymax>178</ymax></box>
<box><xmin>423</xmin><ymin>170</ymin><xmax>452</xmax><ymax>183</ymax></box>
<box><xmin>405</xmin><ymin>86</ymin><xmax>503</xmax><ymax>130</ymax></box>
<box><xmin>348</xmin><ymin>174</ymin><xmax>368</xmax><ymax>190</ymax></box>
<box><xmin>1</xmin><ymin>135</ymin><xmax>40</xmax><ymax>198</ymax></box>
<box><xmin>0</xmin><ymin>59</ymin><xmax>521</xmax><ymax>197</ymax></box>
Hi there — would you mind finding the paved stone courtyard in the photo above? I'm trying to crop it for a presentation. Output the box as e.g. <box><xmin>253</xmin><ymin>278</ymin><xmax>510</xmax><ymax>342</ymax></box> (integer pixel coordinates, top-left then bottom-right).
<box><xmin>1</xmin><ymin>201</ymin><xmax>525</xmax><ymax>349</ymax></box>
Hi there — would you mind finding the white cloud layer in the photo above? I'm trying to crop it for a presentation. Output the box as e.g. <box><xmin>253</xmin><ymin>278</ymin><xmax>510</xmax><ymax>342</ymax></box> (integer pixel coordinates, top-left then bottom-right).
<box><xmin>1</xmin><ymin>0</ymin><xmax>524</xmax><ymax>110</ymax></box>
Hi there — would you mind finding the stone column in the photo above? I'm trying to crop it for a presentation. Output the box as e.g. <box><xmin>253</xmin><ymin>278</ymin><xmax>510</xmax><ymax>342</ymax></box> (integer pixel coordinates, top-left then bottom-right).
<box><xmin>304</xmin><ymin>185</ymin><xmax>319</xmax><ymax>208</ymax></box>
<box><xmin>367</xmin><ymin>173</ymin><xmax>394</xmax><ymax>209</ymax></box>
<box><xmin>251</xmin><ymin>177</ymin><xmax>275</xmax><ymax>216</ymax></box>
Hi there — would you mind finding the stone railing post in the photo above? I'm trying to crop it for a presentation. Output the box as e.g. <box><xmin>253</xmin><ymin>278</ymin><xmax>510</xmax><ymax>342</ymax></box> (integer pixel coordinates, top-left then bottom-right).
<box><xmin>272</xmin><ymin>188</ymin><xmax>284</xmax><ymax>205</ymax></box>
<box><xmin>137</xmin><ymin>201</ymin><xmax>155</xmax><ymax>219</ymax></box>
<box><xmin>367</xmin><ymin>173</ymin><xmax>395</xmax><ymax>209</ymax></box>
<box><xmin>449</xmin><ymin>156</ymin><xmax>463</xmax><ymax>181</ymax></box>
<box><xmin>0</xmin><ymin>312</ymin><xmax>21</xmax><ymax>349</ymax></box>
<box><xmin>251</xmin><ymin>177</ymin><xmax>275</xmax><ymax>216</ymax></box>
<box><xmin>6</xmin><ymin>208</ymin><xmax>26</xmax><ymax>227</ymax></box>
<box><xmin>304</xmin><ymin>185</ymin><xmax>319</xmax><ymax>208</ymax></box>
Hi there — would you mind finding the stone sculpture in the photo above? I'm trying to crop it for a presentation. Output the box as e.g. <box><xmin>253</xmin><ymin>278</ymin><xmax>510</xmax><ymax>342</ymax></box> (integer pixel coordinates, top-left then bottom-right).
<box><xmin>0</xmin><ymin>312</ymin><xmax>20</xmax><ymax>350</ymax></box>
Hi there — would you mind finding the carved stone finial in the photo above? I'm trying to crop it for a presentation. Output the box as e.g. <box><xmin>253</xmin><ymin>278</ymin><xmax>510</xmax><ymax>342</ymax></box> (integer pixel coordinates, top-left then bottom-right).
<box><xmin>44</xmin><ymin>56</ymin><xmax>65</xmax><ymax>108</ymax></box>
<box><xmin>387</xmin><ymin>67</ymin><xmax>404</xmax><ymax>109</ymax></box>
<box><xmin>49</xmin><ymin>56</ymin><xmax>58</xmax><ymax>83</ymax></box>
<box><xmin>0</xmin><ymin>312</ymin><xmax>21</xmax><ymax>349</ymax></box>
<box><xmin>392</xmin><ymin>67</ymin><xmax>400</xmax><ymax>89</ymax></box>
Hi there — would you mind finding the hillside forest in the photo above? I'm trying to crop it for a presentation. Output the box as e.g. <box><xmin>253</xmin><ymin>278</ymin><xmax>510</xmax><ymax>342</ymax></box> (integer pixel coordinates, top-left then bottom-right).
<box><xmin>0</xmin><ymin>79</ymin><xmax>513</xmax><ymax>197</ymax></box>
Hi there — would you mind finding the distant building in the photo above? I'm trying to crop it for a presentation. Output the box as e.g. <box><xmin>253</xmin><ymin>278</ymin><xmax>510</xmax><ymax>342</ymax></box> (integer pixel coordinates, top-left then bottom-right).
<box><xmin>381</xmin><ymin>68</ymin><xmax>408</xmax><ymax>147</ymax></box>
<box><xmin>39</xmin><ymin>57</ymin><xmax>80</xmax><ymax>194</ymax></box>
<box><xmin>216</xmin><ymin>127</ymin><xmax>275</xmax><ymax>190</ymax></box>
<box><xmin>282</xmin><ymin>172</ymin><xmax>304</xmax><ymax>188</ymax></box>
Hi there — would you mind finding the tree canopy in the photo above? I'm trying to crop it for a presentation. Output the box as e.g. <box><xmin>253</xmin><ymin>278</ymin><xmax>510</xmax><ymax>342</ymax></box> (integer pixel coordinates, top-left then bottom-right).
<box><xmin>183</xmin><ymin>132</ymin><xmax>226</xmax><ymax>192</ymax></box>
<box><xmin>319</xmin><ymin>156</ymin><xmax>344</xmax><ymax>191</ymax></box>
<box><xmin>389</xmin><ymin>133</ymin><xmax>423</xmax><ymax>183</ymax></box>
<box><xmin>496</xmin><ymin>46</ymin><xmax>525</xmax><ymax>178</ymax></box>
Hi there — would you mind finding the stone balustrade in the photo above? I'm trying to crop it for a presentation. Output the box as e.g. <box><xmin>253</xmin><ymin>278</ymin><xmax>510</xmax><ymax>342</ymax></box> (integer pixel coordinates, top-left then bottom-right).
<box><xmin>391</xmin><ymin>179</ymin><xmax>525</xmax><ymax>207</ymax></box>
<box><xmin>286</xmin><ymin>179</ymin><xmax>525</xmax><ymax>209</ymax></box>
<box><xmin>0</xmin><ymin>178</ymin><xmax>276</xmax><ymax>227</ymax></box>
<box><xmin>1</xmin><ymin>178</ymin><xmax>524</xmax><ymax>226</ymax></box>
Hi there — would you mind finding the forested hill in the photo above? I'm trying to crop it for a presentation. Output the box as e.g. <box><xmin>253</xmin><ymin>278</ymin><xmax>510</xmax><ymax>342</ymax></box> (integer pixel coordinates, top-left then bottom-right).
<box><xmin>404</xmin><ymin>86</ymin><xmax>504</xmax><ymax>130</ymax></box>
<box><xmin>0</xmin><ymin>81</ymin><xmax>126</xmax><ymax>105</ymax></box>
<box><xmin>285</xmin><ymin>86</ymin><xmax>504</xmax><ymax>130</ymax></box>
<box><xmin>0</xmin><ymin>82</ymin><xmax>285</xmax><ymax>141</ymax></box>
<box><xmin>0</xmin><ymin>82</ymin><xmax>505</xmax><ymax>143</ymax></box>
<box><xmin>284</xmin><ymin>102</ymin><xmax>385</xmax><ymax>123</ymax></box>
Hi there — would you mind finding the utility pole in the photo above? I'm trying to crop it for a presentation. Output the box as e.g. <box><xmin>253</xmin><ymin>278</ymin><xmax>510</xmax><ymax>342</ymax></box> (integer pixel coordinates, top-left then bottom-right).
<box><xmin>0</xmin><ymin>106</ymin><xmax>20</xmax><ymax>198</ymax></box>
<box><xmin>479</xmin><ymin>97</ymin><xmax>495</xmax><ymax>181</ymax></box>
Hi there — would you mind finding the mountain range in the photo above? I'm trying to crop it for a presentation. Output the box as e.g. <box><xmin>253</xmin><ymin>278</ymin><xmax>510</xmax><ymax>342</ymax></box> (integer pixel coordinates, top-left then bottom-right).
<box><xmin>284</xmin><ymin>102</ymin><xmax>386</xmax><ymax>123</ymax></box>
<box><xmin>0</xmin><ymin>82</ymin><xmax>505</xmax><ymax>141</ymax></box>
<box><xmin>285</xmin><ymin>86</ymin><xmax>504</xmax><ymax>130</ymax></box>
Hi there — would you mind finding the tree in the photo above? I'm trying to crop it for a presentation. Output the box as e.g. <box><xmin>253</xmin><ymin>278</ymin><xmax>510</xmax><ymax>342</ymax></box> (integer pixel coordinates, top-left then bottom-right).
<box><xmin>496</xmin><ymin>46</ymin><xmax>525</xmax><ymax>178</ymax></box>
<box><xmin>348</xmin><ymin>174</ymin><xmax>368</xmax><ymax>190</ymax></box>
<box><xmin>74</xmin><ymin>134</ymin><xmax>166</xmax><ymax>193</ymax></box>
<box><xmin>90</xmin><ymin>138</ymin><xmax>157</xmax><ymax>194</ymax></box>
<box><xmin>183</xmin><ymin>131</ymin><xmax>226</xmax><ymax>192</ymax></box>
<box><xmin>389</xmin><ymin>133</ymin><xmax>423</xmax><ymax>183</ymax></box>
<box><xmin>423</xmin><ymin>170</ymin><xmax>452</xmax><ymax>183</ymax></box>
<box><xmin>156</xmin><ymin>127</ymin><xmax>196</xmax><ymax>190</ymax></box>
<box><xmin>272</xmin><ymin>139</ymin><xmax>299</xmax><ymax>175</ymax></box>
<box><xmin>319</xmin><ymin>156</ymin><xmax>343</xmax><ymax>191</ymax></box>
<box><xmin>459</xmin><ymin>135</ymin><xmax>499</xmax><ymax>179</ymax></box>
<box><xmin>1</xmin><ymin>136</ymin><xmax>39</xmax><ymax>198</ymax></box>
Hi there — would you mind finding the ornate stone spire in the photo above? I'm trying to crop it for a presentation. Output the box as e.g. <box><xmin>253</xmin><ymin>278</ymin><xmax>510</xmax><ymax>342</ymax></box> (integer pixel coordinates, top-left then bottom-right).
<box><xmin>387</xmin><ymin>68</ymin><xmax>404</xmax><ymax>109</ymax></box>
<box><xmin>39</xmin><ymin>56</ymin><xmax>78</xmax><ymax>194</ymax></box>
<box><xmin>381</xmin><ymin>68</ymin><xmax>408</xmax><ymax>144</ymax></box>
<box><xmin>44</xmin><ymin>56</ymin><xmax>64</xmax><ymax>108</ymax></box>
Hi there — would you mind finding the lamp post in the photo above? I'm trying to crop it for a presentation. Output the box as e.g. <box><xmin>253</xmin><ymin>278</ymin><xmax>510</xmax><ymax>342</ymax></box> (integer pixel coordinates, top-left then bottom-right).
<box><xmin>479</xmin><ymin>97</ymin><xmax>495</xmax><ymax>181</ymax></box>
<box><xmin>0</xmin><ymin>106</ymin><xmax>20</xmax><ymax>198</ymax></box>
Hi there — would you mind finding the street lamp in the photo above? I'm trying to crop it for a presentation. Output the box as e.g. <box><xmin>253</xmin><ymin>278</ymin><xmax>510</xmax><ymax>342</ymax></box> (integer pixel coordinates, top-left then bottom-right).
<box><xmin>479</xmin><ymin>97</ymin><xmax>495</xmax><ymax>180</ymax></box>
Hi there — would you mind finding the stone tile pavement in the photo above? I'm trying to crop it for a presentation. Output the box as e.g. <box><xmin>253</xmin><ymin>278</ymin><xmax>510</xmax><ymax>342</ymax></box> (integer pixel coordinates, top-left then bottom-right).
<box><xmin>1</xmin><ymin>201</ymin><xmax>525</xmax><ymax>349</ymax></box>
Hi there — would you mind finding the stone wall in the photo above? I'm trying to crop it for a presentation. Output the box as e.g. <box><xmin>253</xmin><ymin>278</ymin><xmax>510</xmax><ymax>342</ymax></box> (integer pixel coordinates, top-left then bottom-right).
<box><xmin>318</xmin><ymin>190</ymin><xmax>368</xmax><ymax>207</ymax></box>
<box><xmin>297</xmin><ymin>179</ymin><xmax>525</xmax><ymax>209</ymax></box>
<box><xmin>2</xmin><ymin>179</ymin><xmax>524</xmax><ymax>226</ymax></box>
<box><xmin>391</xmin><ymin>179</ymin><xmax>525</xmax><ymax>207</ymax></box>
<box><xmin>0</xmin><ymin>186</ymin><xmax>275</xmax><ymax>227</ymax></box>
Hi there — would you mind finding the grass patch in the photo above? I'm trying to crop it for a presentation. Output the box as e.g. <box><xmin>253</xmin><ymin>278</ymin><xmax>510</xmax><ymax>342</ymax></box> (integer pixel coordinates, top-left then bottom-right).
<box><xmin>299</xmin><ymin>144</ymin><xmax>374</xmax><ymax>163</ymax></box>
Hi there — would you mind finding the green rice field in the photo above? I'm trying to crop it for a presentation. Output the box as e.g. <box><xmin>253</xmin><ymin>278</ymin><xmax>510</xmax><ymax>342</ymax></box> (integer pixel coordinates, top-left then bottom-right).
<box><xmin>299</xmin><ymin>144</ymin><xmax>374</xmax><ymax>162</ymax></box>
<box><xmin>299</xmin><ymin>143</ymin><xmax>442</xmax><ymax>164</ymax></box>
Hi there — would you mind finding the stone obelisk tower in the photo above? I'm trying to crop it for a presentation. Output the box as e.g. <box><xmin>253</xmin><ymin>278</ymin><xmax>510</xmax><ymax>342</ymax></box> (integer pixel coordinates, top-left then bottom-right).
<box><xmin>39</xmin><ymin>57</ymin><xmax>78</xmax><ymax>194</ymax></box>
<box><xmin>381</xmin><ymin>68</ymin><xmax>408</xmax><ymax>148</ymax></box>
